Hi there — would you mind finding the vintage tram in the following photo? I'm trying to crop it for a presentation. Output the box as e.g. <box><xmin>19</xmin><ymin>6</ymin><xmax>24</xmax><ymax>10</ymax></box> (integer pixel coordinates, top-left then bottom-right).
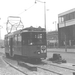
<box><xmin>4</xmin><ymin>26</ymin><xmax>47</xmax><ymax>61</ymax></box>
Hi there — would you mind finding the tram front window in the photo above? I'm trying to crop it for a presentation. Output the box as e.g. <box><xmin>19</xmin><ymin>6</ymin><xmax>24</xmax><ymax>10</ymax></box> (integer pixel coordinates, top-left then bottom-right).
<box><xmin>31</xmin><ymin>32</ymin><xmax>46</xmax><ymax>45</ymax></box>
<box><xmin>22</xmin><ymin>32</ymin><xmax>46</xmax><ymax>45</ymax></box>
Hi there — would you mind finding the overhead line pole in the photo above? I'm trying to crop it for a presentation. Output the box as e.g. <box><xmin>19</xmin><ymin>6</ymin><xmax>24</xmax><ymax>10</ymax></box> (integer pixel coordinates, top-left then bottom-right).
<box><xmin>0</xmin><ymin>18</ymin><xmax>3</xmax><ymax>39</ymax></box>
<box><xmin>64</xmin><ymin>21</ymin><xmax>67</xmax><ymax>52</ymax></box>
<box><xmin>35</xmin><ymin>0</ymin><xmax>46</xmax><ymax>31</ymax></box>
<box><xmin>44</xmin><ymin>2</ymin><xmax>46</xmax><ymax>31</ymax></box>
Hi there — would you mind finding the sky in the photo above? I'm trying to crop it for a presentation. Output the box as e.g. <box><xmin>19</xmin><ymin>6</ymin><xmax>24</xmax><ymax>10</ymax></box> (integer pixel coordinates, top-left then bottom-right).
<box><xmin>0</xmin><ymin>0</ymin><xmax>75</xmax><ymax>39</ymax></box>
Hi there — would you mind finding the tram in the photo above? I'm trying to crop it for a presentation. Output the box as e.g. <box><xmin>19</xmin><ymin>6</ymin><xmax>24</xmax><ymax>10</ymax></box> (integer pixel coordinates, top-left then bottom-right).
<box><xmin>4</xmin><ymin>26</ymin><xmax>47</xmax><ymax>61</ymax></box>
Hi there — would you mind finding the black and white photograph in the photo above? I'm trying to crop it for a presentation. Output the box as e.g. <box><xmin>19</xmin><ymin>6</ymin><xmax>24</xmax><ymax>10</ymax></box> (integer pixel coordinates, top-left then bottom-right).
<box><xmin>0</xmin><ymin>0</ymin><xmax>75</xmax><ymax>75</ymax></box>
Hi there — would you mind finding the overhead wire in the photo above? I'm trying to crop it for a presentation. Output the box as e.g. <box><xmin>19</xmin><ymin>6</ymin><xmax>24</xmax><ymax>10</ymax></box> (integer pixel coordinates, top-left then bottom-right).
<box><xmin>19</xmin><ymin>2</ymin><xmax>36</xmax><ymax>15</ymax></box>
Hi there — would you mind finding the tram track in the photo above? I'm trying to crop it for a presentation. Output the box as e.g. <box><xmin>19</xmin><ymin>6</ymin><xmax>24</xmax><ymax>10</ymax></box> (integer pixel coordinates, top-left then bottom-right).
<box><xmin>2</xmin><ymin>56</ymin><xmax>28</xmax><ymax>75</ymax></box>
<box><xmin>37</xmin><ymin>66</ymin><xmax>62</xmax><ymax>75</ymax></box>
<box><xmin>24</xmin><ymin>60</ymin><xmax>75</xmax><ymax>74</ymax></box>
<box><xmin>2</xmin><ymin>55</ymin><xmax>75</xmax><ymax>75</ymax></box>
<box><xmin>3</xmin><ymin>56</ymin><xmax>63</xmax><ymax>75</ymax></box>
<box><xmin>44</xmin><ymin>60</ymin><xmax>75</xmax><ymax>72</ymax></box>
<box><xmin>19</xmin><ymin>61</ymin><xmax>63</xmax><ymax>75</ymax></box>
<box><xmin>5</xmin><ymin>60</ymin><xmax>63</xmax><ymax>75</ymax></box>
<box><xmin>34</xmin><ymin>63</ymin><xmax>74</xmax><ymax>75</ymax></box>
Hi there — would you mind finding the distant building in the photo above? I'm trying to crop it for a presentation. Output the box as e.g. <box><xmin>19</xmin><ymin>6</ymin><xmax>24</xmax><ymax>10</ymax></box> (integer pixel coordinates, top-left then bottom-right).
<box><xmin>58</xmin><ymin>8</ymin><xmax>75</xmax><ymax>47</ymax></box>
<box><xmin>47</xmin><ymin>31</ymin><xmax>58</xmax><ymax>48</ymax></box>
<box><xmin>0</xmin><ymin>40</ymin><xmax>4</xmax><ymax>48</ymax></box>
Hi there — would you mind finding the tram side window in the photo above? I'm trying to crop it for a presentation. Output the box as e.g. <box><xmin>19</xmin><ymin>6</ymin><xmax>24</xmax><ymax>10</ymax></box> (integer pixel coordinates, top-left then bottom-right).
<box><xmin>14</xmin><ymin>35</ymin><xmax>17</xmax><ymax>45</ymax></box>
<box><xmin>22</xmin><ymin>32</ymin><xmax>29</xmax><ymax>45</ymax></box>
<box><xmin>17</xmin><ymin>34</ymin><xmax>22</xmax><ymax>45</ymax></box>
<box><xmin>4</xmin><ymin>37</ymin><xmax>8</xmax><ymax>46</ymax></box>
<box><xmin>7</xmin><ymin>38</ymin><xmax>11</xmax><ymax>46</ymax></box>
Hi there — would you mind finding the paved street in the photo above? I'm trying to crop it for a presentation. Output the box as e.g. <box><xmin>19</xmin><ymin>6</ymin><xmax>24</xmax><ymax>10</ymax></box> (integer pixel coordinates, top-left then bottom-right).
<box><xmin>0</xmin><ymin>48</ymin><xmax>75</xmax><ymax>75</ymax></box>
<box><xmin>1</xmin><ymin>48</ymin><xmax>75</xmax><ymax>64</ymax></box>
<box><xmin>47</xmin><ymin>48</ymin><xmax>75</xmax><ymax>64</ymax></box>
<box><xmin>0</xmin><ymin>48</ymin><xmax>25</xmax><ymax>75</ymax></box>
<box><xmin>47</xmin><ymin>48</ymin><xmax>75</xmax><ymax>53</ymax></box>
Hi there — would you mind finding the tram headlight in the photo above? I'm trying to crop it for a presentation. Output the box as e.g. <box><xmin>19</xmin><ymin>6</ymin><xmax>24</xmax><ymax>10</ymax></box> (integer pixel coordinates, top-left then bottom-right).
<box><xmin>38</xmin><ymin>52</ymin><xmax>40</xmax><ymax>54</ymax></box>
<box><xmin>41</xmin><ymin>45</ymin><xmax>46</xmax><ymax>49</ymax></box>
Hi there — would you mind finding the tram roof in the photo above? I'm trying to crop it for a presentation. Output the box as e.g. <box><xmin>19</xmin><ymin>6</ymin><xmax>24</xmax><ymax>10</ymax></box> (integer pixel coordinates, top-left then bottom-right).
<box><xmin>5</xmin><ymin>27</ymin><xmax>46</xmax><ymax>37</ymax></box>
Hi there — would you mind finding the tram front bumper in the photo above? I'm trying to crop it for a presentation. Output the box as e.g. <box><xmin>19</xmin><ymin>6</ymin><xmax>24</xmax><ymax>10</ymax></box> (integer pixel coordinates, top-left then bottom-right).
<box><xmin>37</xmin><ymin>53</ymin><xmax>47</xmax><ymax>59</ymax></box>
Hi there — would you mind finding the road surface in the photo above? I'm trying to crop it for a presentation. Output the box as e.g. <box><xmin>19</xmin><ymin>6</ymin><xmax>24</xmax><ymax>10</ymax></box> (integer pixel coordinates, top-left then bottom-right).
<box><xmin>47</xmin><ymin>48</ymin><xmax>75</xmax><ymax>64</ymax></box>
<box><xmin>0</xmin><ymin>48</ymin><xmax>75</xmax><ymax>75</ymax></box>
<box><xmin>0</xmin><ymin>48</ymin><xmax>24</xmax><ymax>75</ymax></box>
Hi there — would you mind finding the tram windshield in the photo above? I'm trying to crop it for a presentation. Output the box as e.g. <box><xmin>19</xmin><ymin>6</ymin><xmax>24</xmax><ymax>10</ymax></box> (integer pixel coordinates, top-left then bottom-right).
<box><xmin>30</xmin><ymin>32</ymin><xmax>46</xmax><ymax>45</ymax></box>
<box><xmin>22</xmin><ymin>32</ymin><xmax>46</xmax><ymax>45</ymax></box>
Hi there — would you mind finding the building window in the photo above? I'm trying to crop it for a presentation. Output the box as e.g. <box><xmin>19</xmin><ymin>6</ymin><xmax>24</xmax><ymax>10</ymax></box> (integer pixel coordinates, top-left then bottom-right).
<box><xmin>58</xmin><ymin>17</ymin><xmax>64</xmax><ymax>23</ymax></box>
<box><xmin>61</xmin><ymin>17</ymin><xmax>64</xmax><ymax>22</ymax></box>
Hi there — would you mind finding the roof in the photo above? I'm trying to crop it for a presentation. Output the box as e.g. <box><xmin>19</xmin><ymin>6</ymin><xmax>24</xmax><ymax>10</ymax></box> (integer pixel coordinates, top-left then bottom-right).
<box><xmin>58</xmin><ymin>8</ymin><xmax>75</xmax><ymax>17</ymax></box>
<box><xmin>47</xmin><ymin>31</ymin><xmax>58</xmax><ymax>35</ymax></box>
<box><xmin>5</xmin><ymin>26</ymin><xmax>46</xmax><ymax>37</ymax></box>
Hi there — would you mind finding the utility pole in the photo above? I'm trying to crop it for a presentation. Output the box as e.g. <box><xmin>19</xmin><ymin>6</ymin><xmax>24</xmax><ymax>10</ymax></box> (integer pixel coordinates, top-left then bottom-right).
<box><xmin>0</xmin><ymin>18</ymin><xmax>3</xmax><ymax>39</ymax></box>
<box><xmin>44</xmin><ymin>2</ymin><xmax>46</xmax><ymax>31</ymax></box>
<box><xmin>64</xmin><ymin>21</ymin><xmax>67</xmax><ymax>52</ymax></box>
<box><xmin>35</xmin><ymin>0</ymin><xmax>46</xmax><ymax>31</ymax></box>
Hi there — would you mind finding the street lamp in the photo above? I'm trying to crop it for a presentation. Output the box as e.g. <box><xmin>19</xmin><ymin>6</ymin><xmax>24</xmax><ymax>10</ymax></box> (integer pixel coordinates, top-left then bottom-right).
<box><xmin>53</xmin><ymin>21</ymin><xmax>58</xmax><ymax>31</ymax></box>
<box><xmin>35</xmin><ymin>0</ymin><xmax>46</xmax><ymax>31</ymax></box>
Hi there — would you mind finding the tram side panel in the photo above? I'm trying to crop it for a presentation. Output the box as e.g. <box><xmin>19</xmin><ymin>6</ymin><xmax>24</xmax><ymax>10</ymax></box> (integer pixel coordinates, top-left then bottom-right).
<box><xmin>4</xmin><ymin>37</ymin><xmax>9</xmax><ymax>55</ymax></box>
<box><xmin>22</xmin><ymin>45</ymin><xmax>47</xmax><ymax>59</ymax></box>
<box><xmin>5</xmin><ymin>37</ymin><xmax>14</xmax><ymax>57</ymax></box>
<box><xmin>5</xmin><ymin>31</ymin><xmax>47</xmax><ymax>59</ymax></box>
<box><xmin>21</xmin><ymin>32</ymin><xmax>47</xmax><ymax>59</ymax></box>
<box><xmin>5</xmin><ymin>34</ymin><xmax>22</xmax><ymax>57</ymax></box>
<box><xmin>13</xmin><ymin>34</ymin><xmax>22</xmax><ymax>56</ymax></box>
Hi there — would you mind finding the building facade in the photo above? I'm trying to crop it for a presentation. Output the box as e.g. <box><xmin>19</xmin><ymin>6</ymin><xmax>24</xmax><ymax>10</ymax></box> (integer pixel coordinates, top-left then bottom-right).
<box><xmin>58</xmin><ymin>8</ymin><xmax>75</xmax><ymax>47</ymax></box>
<box><xmin>47</xmin><ymin>31</ymin><xmax>58</xmax><ymax>48</ymax></box>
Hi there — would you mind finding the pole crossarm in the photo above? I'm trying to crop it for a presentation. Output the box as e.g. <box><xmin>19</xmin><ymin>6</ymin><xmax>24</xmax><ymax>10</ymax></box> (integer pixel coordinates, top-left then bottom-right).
<box><xmin>35</xmin><ymin>0</ymin><xmax>45</xmax><ymax>3</ymax></box>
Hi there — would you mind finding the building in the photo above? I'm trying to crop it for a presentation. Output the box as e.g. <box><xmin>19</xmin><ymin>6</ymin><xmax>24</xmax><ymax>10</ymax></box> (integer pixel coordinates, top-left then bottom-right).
<box><xmin>58</xmin><ymin>8</ymin><xmax>75</xmax><ymax>47</ymax></box>
<box><xmin>47</xmin><ymin>31</ymin><xmax>58</xmax><ymax>48</ymax></box>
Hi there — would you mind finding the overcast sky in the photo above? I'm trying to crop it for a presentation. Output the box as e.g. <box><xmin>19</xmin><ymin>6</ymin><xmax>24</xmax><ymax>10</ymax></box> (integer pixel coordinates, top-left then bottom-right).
<box><xmin>0</xmin><ymin>0</ymin><xmax>75</xmax><ymax>39</ymax></box>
